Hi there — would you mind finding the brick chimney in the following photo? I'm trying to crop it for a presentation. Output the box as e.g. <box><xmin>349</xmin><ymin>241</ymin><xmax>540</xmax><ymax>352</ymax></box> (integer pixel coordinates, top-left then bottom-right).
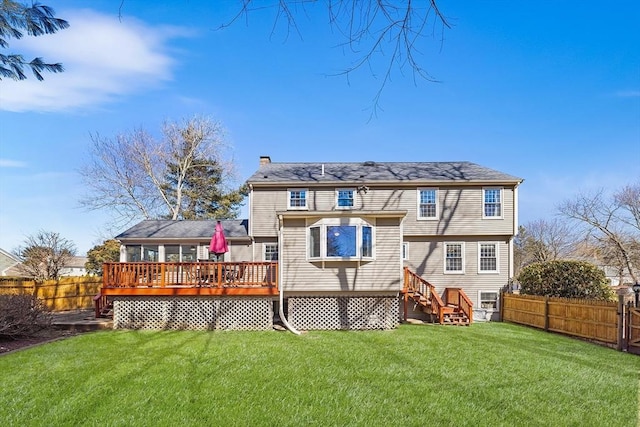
<box><xmin>260</xmin><ymin>156</ymin><xmax>271</xmax><ymax>166</ymax></box>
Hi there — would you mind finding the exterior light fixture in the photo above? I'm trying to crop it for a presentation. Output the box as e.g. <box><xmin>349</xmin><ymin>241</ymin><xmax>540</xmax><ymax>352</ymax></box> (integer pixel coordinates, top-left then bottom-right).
<box><xmin>632</xmin><ymin>282</ymin><xmax>640</xmax><ymax>308</ymax></box>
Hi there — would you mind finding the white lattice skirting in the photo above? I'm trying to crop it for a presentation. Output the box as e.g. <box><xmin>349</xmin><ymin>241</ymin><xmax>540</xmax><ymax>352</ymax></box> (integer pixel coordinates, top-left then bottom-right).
<box><xmin>288</xmin><ymin>296</ymin><xmax>400</xmax><ymax>330</ymax></box>
<box><xmin>113</xmin><ymin>296</ymin><xmax>273</xmax><ymax>330</ymax></box>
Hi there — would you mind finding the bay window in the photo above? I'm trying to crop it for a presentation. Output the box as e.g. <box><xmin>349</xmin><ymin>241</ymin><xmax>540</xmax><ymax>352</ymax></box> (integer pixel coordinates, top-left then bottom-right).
<box><xmin>308</xmin><ymin>218</ymin><xmax>374</xmax><ymax>260</ymax></box>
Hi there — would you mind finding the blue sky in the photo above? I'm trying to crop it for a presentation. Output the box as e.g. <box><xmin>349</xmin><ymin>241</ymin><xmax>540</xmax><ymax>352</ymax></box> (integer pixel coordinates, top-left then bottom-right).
<box><xmin>0</xmin><ymin>1</ymin><xmax>638</xmax><ymax>254</ymax></box>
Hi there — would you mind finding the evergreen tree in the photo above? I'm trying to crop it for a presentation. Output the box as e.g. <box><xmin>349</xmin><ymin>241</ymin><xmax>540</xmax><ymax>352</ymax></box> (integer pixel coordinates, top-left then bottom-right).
<box><xmin>0</xmin><ymin>1</ymin><xmax>69</xmax><ymax>80</ymax></box>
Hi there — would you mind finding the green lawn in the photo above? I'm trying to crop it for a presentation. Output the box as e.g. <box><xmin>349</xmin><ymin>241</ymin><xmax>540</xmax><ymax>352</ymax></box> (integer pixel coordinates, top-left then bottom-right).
<box><xmin>1</xmin><ymin>322</ymin><xmax>638</xmax><ymax>427</ymax></box>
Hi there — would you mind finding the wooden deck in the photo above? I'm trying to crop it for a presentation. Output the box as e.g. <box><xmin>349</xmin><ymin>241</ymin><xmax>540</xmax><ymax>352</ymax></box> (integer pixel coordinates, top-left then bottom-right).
<box><xmin>101</xmin><ymin>261</ymin><xmax>278</xmax><ymax>297</ymax></box>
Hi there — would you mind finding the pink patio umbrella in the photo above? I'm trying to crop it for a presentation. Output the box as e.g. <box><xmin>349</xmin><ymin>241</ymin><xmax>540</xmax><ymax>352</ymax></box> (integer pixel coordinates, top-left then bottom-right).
<box><xmin>209</xmin><ymin>220</ymin><xmax>228</xmax><ymax>261</ymax></box>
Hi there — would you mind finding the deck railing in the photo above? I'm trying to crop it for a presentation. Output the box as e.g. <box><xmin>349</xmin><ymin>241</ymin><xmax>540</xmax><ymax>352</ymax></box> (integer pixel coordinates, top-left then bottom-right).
<box><xmin>444</xmin><ymin>287</ymin><xmax>473</xmax><ymax>322</ymax></box>
<box><xmin>403</xmin><ymin>268</ymin><xmax>473</xmax><ymax>324</ymax></box>
<box><xmin>103</xmin><ymin>261</ymin><xmax>278</xmax><ymax>290</ymax></box>
<box><xmin>403</xmin><ymin>268</ymin><xmax>446</xmax><ymax>321</ymax></box>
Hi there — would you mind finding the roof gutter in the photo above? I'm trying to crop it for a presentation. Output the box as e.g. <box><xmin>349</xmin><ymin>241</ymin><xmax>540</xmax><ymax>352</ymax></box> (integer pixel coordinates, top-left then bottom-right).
<box><xmin>248</xmin><ymin>179</ymin><xmax>523</xmax><ymax>187</ymax></box>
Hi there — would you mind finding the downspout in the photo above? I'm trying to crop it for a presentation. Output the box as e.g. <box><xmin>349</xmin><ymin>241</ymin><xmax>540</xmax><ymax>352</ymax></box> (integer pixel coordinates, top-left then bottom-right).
<box><xmin>278</xmin><ymin>214</ymin><xmax>301</xmax><ymax>335</ymax></box>
<box><xmin>248</xmin><ymin>184</ymin><xmax>254</xmax><ymax>261</ymax></box>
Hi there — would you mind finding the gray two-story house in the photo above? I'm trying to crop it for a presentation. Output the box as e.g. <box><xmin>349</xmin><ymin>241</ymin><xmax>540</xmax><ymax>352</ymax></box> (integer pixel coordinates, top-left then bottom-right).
<box><xmin>108</xmin><ymin>156</ymin><xmax>522</xmax><ymax>330</ymax></box>
<box><xmin>248</xmin><ymin>156</ymin><xmax>522</xmax><ymax>327</ymax></box>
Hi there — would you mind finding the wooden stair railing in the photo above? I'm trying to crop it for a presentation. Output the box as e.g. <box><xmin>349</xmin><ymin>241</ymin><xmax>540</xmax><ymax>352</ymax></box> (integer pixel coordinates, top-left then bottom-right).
<box><xmin>403</xmin><ymin>268</ymin><xmax>473</xmax><ymax>325</ymax></box>
<box><xmin>93</xmin><ymin>291</ymin><xmax>113</xmax><ymax>319</ymax></box>
<box><xmin>444</xmin><ymin>288</ymin><xmax>473</xmax><ymax>325</ymax></box>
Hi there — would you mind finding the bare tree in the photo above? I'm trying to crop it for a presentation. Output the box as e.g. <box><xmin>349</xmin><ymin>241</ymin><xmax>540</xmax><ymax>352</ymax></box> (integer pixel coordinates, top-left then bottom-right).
<box><xmin>514</xmin><ymin>219</ymin><xmax>577</xmax><ymax>275</ymax></box>
<box><xmin>13</xmin><ymin>231</ymin><xmax>77</xmax><ymax>281</ymax></box>
<box><xmin>120</xmin><ymin>1</ymin><xmax>451</xmax><ymax>113</ymax></box>
<box><xmin>558</xmin><ymin>183</ymin><xmax>640</xmax><ymax>284</ymax></box>
<box><xmin>230</xmin><ymin>1</ymin><xmax>450</xmax><ymax>110</ymax></box>
<box><xmin>79</xmin><ymin>116</ymin><xmax>246</xmax><ymax>228</ymax></box>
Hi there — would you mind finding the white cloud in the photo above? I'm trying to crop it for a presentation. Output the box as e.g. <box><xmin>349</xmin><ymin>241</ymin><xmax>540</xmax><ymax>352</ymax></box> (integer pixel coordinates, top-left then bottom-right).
<box><xmin>0</xmin><ymin>9</ymin><xmax>193</xmax><ymax>113</ymax></box>
<box><xmin>0</xmin><ymin>159</ymin><xmax>27</xmax><ymax>167</ymax></box>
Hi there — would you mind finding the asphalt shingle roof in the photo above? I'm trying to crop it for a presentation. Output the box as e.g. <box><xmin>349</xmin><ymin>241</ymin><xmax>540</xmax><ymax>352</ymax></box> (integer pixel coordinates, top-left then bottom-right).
<box><xmin>246</xmin><ymin>161</ymin><xmax>523</xmax><ymax>184</ymax></box>
<box><xmin>116</xmin><ymin>220</ymin><xmax>249</xmax><ymax>240</ymax></box>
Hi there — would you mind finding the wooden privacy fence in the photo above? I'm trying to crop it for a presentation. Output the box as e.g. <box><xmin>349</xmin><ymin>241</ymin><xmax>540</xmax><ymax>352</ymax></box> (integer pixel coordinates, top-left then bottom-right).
<box><xmin>627</xmin><ymin>308</ymin><xmax>640</xmax><ymax>355</ymax></box>
<box><xmin>0</xmin><ymin>277</ymin><xmax>101</xmax><ymax>311</ymax></box>
<box><xmin>501</xmin><ymin>292</ymin><xmax>640</xmax><ymax>353</ymax></box>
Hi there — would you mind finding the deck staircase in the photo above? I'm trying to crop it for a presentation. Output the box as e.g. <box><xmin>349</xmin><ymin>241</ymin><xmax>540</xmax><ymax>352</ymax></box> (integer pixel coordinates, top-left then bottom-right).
<box><xmin>93</xmin><ymin>292</ymin><xmax>114</xmax><ymax>319</ymax></box>
<box><xmin>403</xmin><ymin>268</ymin><xmax>473</xmax><ymax>326</ymax></box>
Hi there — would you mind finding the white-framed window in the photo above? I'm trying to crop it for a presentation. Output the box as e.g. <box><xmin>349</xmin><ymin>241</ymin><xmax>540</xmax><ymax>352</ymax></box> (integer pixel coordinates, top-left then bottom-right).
<box><xmin>264</xmin><ymin>243</ymin><xmax>279</xmax><ymax>261</ymax></box>
<box><xmin>180</xmin><ymin>245</ymin><xmax>197</xmax><ymax>262</ymax></box>
<box><xmin>417</xmin><ymin>188</ymin><xmax>438</xmax><ymax>220</ymax></box>
<box><xmin>483</xmin><ymin>187</ymin><xmax>503</xmax><ymax>218</ymax></box>
<box><xmin>444</xmin><ymin>242</ymin><xmax>464</xmax><ymax>274</ymax></box>
<box><xmin>336</xmin><ymin>188</ymin><xmax>356</xmax><ymax>209</ymax></box>
<box><xmin>163</xmin><ymin>244</ymin><xmax>198</xmax><ymax>262</ymax></box>
<box><xmin>309</xmin><ymin>226</ymin><xmax>321</xmax><ymax>258</ymax></box>
<box><xmin>125</xmin><ymin>245</ymin><xmax>141</xmax><ymax>262</ymax></box>
<box><xmin>287</xmin><ymin>188</ymin><xmax>308</xmax><ymax>210</ymax></box>
<box><xmin>478</xmin><ymin>242</ymin><xmax>499</xmax><ymax>273</ymax></box>
<box><xmin>402</xmin><ymin>242</ymin><xmax>409</xmax><ymax>260</ymax></box>
<box><xmin>479</xmin><ymin>291</ymin><xmax>499</xmax><ymax>311</ymax></box>
<box><xmin>308</xmin><ymin>218</ymin><xmax>374</xmax><ymax>260</ymax></box>
<box><xmin>142</xmin><ymin>245</ymin><xmax>159</xmax><ymax>262</ymax></box>
<box><xmin>124</xmin><ymin>244</ymin><xmax>165</xmax><ymax>262</ymax></box>
<box><xmin>164</xmin><ymin>245</ymin><xmax>180</xmax><ymax>262</ymax></box>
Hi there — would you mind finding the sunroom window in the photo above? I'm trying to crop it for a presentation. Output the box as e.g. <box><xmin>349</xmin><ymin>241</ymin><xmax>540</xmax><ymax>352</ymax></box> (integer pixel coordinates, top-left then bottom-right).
<box><xmin>125</xmin><ymin>245</ymin><xmax>158</xmax><ymax>262</ymax></box>
<box><xmin>142</xmin><ymin>245</ymin><xmax>158</xmax><ymax>262</ymax></box>
<box><xmin>125</xmin><ymin>245</ymin><xmax>141</xmax><ymax>262</ymax></box>
<box><xmin>308</xmin><ymin>219</ymin><xmax>374</xmax><ymax>260</ymax></box>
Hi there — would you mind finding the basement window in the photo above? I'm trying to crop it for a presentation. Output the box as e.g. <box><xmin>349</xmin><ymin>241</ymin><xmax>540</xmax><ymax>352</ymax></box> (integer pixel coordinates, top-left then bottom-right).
<box><xmin>479</xmin><ymin>291</ymin><xmax>499</xmax><ymax>310</ymax></box>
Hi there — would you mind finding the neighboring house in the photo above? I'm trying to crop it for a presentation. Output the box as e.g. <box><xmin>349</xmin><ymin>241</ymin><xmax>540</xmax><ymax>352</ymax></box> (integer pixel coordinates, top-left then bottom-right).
<box><xmin>0</xmin><ymin>248</ymin><xmax>20</xmax><ymax>276</ymax></box>
<box><xmin>109</xmin><ymin>156</ymin><xmax>523</xmax><ymax>330</ymax></box>
<box><xmin>601</xmin><ymin>265</ymin><xmax>634</xmax><ymax>287</ymax></box>
<box><xmin>59</xmin><ymin>256</ymin><xmax>90</xmax><ymax>277</ymax></box>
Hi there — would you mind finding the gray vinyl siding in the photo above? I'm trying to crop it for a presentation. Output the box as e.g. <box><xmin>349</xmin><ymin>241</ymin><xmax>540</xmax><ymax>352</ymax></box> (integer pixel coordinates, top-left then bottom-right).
<box><xmin>401</xmin><ymin>185</ymin><xmax>516</xmax><ymax>236</ymax></box>
<box><xmin>250</xmin><ymin>187</ymin><xmax>283</xmax><ymax>236</ymax></box>
<box><xmin>403</xmin><ymin>236</ymin><xmax>511</xmax><ymax>308</ymax></box>
<box><xmin>280</xmin><ymin>217</ymin><xmax>403</xmax><ymax>293</ymax></box>
<box><xmin>229</xmin><ymin>242</ymin><xmax>252</xmax><ymax>263</ymax></box>
<box><xmin>252</xmin><ymin>237</ymin><xmax>278</xmax><ymax>262</ymax></box>
<box><xmin>251</xmin><ymin>184</ymin><xmax>516</xmax><ymax>238</ymax></box>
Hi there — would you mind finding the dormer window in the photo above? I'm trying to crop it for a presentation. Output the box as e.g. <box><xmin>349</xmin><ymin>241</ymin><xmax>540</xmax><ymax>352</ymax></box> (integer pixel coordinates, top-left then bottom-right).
<box><xmin>336</xmin><ymin>188</ymin><xmax>355</xmax><ymax>209</ymax></box>
<box><xmin>288</xmin><ymin>188</ymin><xmax>308</xmax><ymax>210</ymax></box>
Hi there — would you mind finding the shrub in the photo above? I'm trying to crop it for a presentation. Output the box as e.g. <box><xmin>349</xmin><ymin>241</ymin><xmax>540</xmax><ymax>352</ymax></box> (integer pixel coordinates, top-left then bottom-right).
<box><xmin>517</xmin><ymin>260</ymin><xmax>614</xmax><ymax>301</ymax></box>
<box><xmin>0</xmin><ymin>294</ymin><xmax>52</xmax><ymax>339</ymax></box>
